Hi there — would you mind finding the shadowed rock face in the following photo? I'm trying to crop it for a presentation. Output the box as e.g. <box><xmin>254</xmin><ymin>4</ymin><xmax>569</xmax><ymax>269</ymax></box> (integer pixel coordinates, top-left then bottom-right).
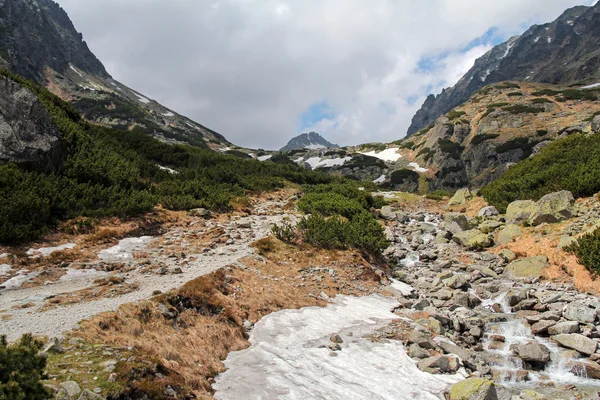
<box><xmin>408</xmin><ymin>3</ymin><xmax>600</xmax><ymax>136</ymax></box>
<box><xmin>0</xmin><ymin>75</ymin><xmax>64</xmax><ymax>171</ymax></box>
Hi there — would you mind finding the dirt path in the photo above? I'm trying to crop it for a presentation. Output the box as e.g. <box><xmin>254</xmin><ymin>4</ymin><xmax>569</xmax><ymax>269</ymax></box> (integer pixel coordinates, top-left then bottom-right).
<box><xmin>0</xmin><ymin>199</ymin><xmax>295</xmax><ymax>341</ymax></box>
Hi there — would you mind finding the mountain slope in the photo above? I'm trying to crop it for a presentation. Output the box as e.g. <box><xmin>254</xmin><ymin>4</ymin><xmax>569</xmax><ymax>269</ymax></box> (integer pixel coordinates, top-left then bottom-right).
<box><xmin>0</xmin><ymin>0</ymin><xmax>230</xmax><ymax>149</ymax></box>
<box><xmin>408</xmin><ymin>2</ymin><xmax>600</xmax><ymax>136</ymax></box>
<box><xmin>280</xmin><ymin>132</ymin><xmax>339</xmax><ymax>151</ymax></box>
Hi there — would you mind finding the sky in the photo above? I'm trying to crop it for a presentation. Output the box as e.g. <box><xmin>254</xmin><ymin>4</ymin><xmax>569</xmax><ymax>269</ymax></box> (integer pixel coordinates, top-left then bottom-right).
<box><xmin>56</xmin><ymin>0</ymin><xmax>597</xmax><ymax>150</ymax></box>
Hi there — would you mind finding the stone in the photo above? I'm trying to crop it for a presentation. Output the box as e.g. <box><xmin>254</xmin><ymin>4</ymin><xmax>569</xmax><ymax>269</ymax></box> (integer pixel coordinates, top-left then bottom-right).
<box><xmin>477</xmin><ymin>206</ymin><xmax>499</xmax><ymax>218</ymax></box>
<box><xmin>42</xmin><ymin>337</ymin><xmax>63</xmax><ymax>354</ymax></box>
<box><xmin>592</xmin><ymin>115</ymin><xmax>600</xmax><ymax>133</ymax></box>
<box><xmin>190</xmin><ymin>208</ymin><xmax>212</xmax><ymax>218</ymax></box>
<box><xmin>413</xmin><ymin>299</ymin><xmax>431</xmax><ymax>311</ymax></box>
<box><xmin>553</xmin><ymin>333</ymin><xmax>598</xmax><ymax>355</ymax></box>
<box><xmin>443</xmin><ymin>213</ymin><xmax>474</xmax><ymax>234</ymax></box>
<box><xmin>449</xmin><ymin>188</ymin><xmax>472</xmax><ymax>206</ymax></box>
<box><xmin>557</xmin><ymin>236</ymin><xmax>576</xmax><ymax>250</ymax></box>
<box><xmin>407</xmin><ymin>330</ymin><xmax>436</xmax><ymax>349</ymax></box>
<box><xmin>506</xmin><ymin>200</ymin><xmax>537</xmax><ymax>225</ymax></box>
<box><xmin>437</xmin><ymin>340</ymin><xmax>475</xmax><ymax>363</ymax></box>
<box><xmin>516</xmin><ymin>342</ymin><xmax>551</xmax><ymax>364</ymax></box>
<box><xmin>59</xmin><ymin>381</ymin><xmax>82</xmax><ymax>399</ymax></box>
<box><xmin>446</xmin><ymin>274</ymin><xmax>468</xmax><ymax>289</ymax></box>
<box><xmin>380</xmin><ymin>206</ymin><xmax>397</xmax><ymax>220</ymax></box>
<box><xmin>55</xmin><ymin>389</ymin><xmax>70</xmax><ymax>400</ymax></box>
<box><xmin>529</xmin><ymin>191</ymin><xmax>575</xmax><ymax>226</ymax></box>
<box><xmin>569</xmin><ymin>360</ymin><xmax>600</xmax><ymax>379</ymax></box>
<box><xmin>504</xmin><ymin>256</ymin><xmax>548</xmax><ymax>280</ymax></box>
<box><xmin>497</xmin><ymin>224</ymin><xmax>522</xmax><ymax>245</ymax></box>
<box><xmin>417</xmin><ymin>356</ymin><xmax>450</xmax><ymax>373</ymax></box>
<box><xmin>491</xmin><ymin>368</ymin><xmax>529</xmax><ymax>382</ymax></box>
<box><xmin>517</xmin><ymin>390</ymin><xmax>548</xmax><ymax>400</ymax></box>
<box><xmin>436</xmin><ymin>288</ymin><xmax>454</xmax><ymax>300</ymax></box>
<box><xmin>448</xmin><ymin>377</ymin><xmax>497</xmax><ymax>400</ymax></box>
<box><xmin>408</xmin><ymin>343</ymin><xmax>431</xmax><ymax>359</ymax></box>
<box><xmin>530</xmin><ymin>320</ymin><xmax>556</xmax><ymax>335</ymax></box>
<box><xmin>452</xmin><ymin>229</ymin><xmax>493</xmax><ymax>249</ymax></box>
<box><xmin>564</xmin><ymin>301</ymin><xmax>597</xmax><ymax>324</ymax></box>
<box><xmin>498</xmin><ymin>249</ymin><xmax>516</xmax><ymax>263</ymax></box>
<box><xmin>77</xmin><ymin>389</ymin><xmax>104</xmax><ymax>400</ymax></box>
<box><xmin>548</xmin><ymin>321</ymin><xmax>579</xmax><ymax>335</ymax></box>
<box><xmin>330</xmin><ymin>334</ymin><xmax>343</xmax><ymax>344</ymax></box>
<box><xmin>478</xmin><ymin>220</ymin><xmax>503</xmax><ymax>234</ymax></box>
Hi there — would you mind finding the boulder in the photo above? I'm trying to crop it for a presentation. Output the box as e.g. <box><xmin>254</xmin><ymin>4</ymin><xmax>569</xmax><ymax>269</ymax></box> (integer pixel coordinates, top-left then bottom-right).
<box><xmin>380</xmin><ymin>206</ymin><xmax>396</xmax><ymax>220</ymax></box>
<box><xmin>446</xmin><ymin>274</ymin><xmax>468</xmax><ymax>289</ymax></box>
<box><xmin>408</xmin><ymin>343</ymin><xmax>431</xmax><ymax>359</ymax></box>
<box><xmin>443</xmin><ymin>213</ymin><xmax>474</xmax><ymax>234</ymax></box>
<box><xmin>477</xmin><ymin>206</ymin><xmax>499</xmax><ymax>218</ymax></box>
<box><xmin>407</xmin><ymin>330</ymin><xmax>436</xmax><ymax>349</ymax></box>
<box><xmin>506</xmin><ymin>200</ymin><xmax>537</xmax><ymax>225</ymax></box>
<box><xmin>504</xmin><ymin>256</ymin><xmax>548</xmax><ymax>280</ymax></box>
<box><xmin>530</xmin><ymin>320</ymin><xmax>556</xmax><ymax>335</ymax></box>
<box><xmin>77</xmin><ymin>390</ymin><xmax>104</xmax><ymax>400</ymax></box>
<box><xmin>592</xmin><ymin>115</ymin><xmax>600</xmax><ymax>133</ymax></box>
<box><xmin>417</xmin><ymin>356</ymin><xmax>450</xmax><ymax>374</ymax></box>
<box><xmin>569</xmin><ymin>360</ymin><xmax>600</xmax><ymax>380</ymax></box>
<box><xmin>529</xmin><ymin>191</ymin><xmax>574</xmax><ymax>226</ymax></box>
<box><xmin>557</xmin><ymin>236</ymin><xmax>576</xmax><ymax>250</ymax></box>
<box><xmin>190</xmin><ymin>208</ymin><xmax>212</xmax><ymax>218</ymax></box>
<box><xmin>59</xmin><ymin>381</ymin><xmax>82</xmax><ymax>399</ymax></box>
<box><xmin>547</xmin><ymin>321</ymin><xmax>579</xmax><ymax>335</ymax></box>
<box><xmin>498</xmin><ymin>249</ymin><xmax>516</xmax><ymax>263</ymax></box>
<box><xmin>516</xmin><ymin>343</ymin><xmax>551</xmax><ymax>364</ymax></box>
<box><xmin>448</xmin><ymin>377</ymin><xmax>497</xmax><ymax>400</ymax></box>
<box><xmin>478</xmin><ymin>220</ymin><xmax>503</xmax><ymax>234</ymax></box>
<box><xmin>449</xmin><ymin>188</ymin><xmax>472</xmax><ymax>206</ymax></box>
<box><xmin>553</xmin><ymin>333</ymin><xmax>598</xmax><ymax>355</ymax></box>
<box><xmin>42</xmin><ymin>337</ymin><xmax>63</xmax><ymax>354</ymax></box>
<box><xmin>497</xmin><ymin>224</ymin><xmax>521</xmax><ymax>245</ymax></box>
<box><xmin>564</xmin><ymin>301</ymin><xmax>596</xmax><ymax>324</ymax></box>
<box><xmin>453</xmin><ymin>229</ymin><xmax>493</xmax><ymax>249</ymax></box>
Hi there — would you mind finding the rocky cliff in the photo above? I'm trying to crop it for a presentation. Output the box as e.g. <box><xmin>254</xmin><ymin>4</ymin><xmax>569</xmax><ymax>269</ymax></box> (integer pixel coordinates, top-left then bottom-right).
<box><xmin>407</xmin><ymin>3</ymin><xmax>600</xmax><ymax>136</ymax></box>
<box><xmin>0</xmin><ymin>0</ymin><xmax>230</xmax><ymax>149</ymax></box>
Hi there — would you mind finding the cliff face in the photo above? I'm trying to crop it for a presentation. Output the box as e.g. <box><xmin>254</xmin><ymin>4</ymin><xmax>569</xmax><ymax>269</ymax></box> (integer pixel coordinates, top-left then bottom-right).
<box><xmin>407</xmin><ymin>3</ymin><xmax>600</xmax><ymax>136</ymax></box>
<box><xmin>0</xmin><ymin>75</ymin><xmax>65</xmax><ymax>172</ymax></box>
<box><xmin>0</xmin><ymin>0</ymin><xmax>230</xmax><ymax>149</ymax></box>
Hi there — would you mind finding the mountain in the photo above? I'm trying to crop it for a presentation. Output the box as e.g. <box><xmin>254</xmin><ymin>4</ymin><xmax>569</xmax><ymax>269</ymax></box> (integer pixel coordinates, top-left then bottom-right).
<box><xmin>280</xmin><ymin>132</ymin><xmax>339</xmax><ymax>151</ymax></box>
<box><xmin>0</xmin><ymin>0</ymin><xmax>229</xmax><ymax>149</ymax></box>
<box><xmin>407</xmin><ymin>2</ymin><xmax>600</xmax><ymax>136</ymax></box>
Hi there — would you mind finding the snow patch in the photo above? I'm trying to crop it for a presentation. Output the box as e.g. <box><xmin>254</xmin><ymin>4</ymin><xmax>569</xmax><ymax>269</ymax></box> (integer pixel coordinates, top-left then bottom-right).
<box><xmin>360</xmin><ymin>148</ymin><xmax>401</xmax><ymax>162</ymax></box>
<box><xmin>60</xmin><ymin>268</ymin><xmax>107</xmax><ymax>282</ymax></box>
<box><xmin>409</xmin><ymin>162</ymin><xmax>429</xmax><ymax>173</ymax></box>
<box><xmin>98</xmin><ymin>237</ymin><xmax>153</xmax><ymax>262</ymax></box>
<box><xmin>1</xmin><ymin>271</ymin><xmax>39</xmax><ymax>290</ymax></box>
<box><xmin>26</xmin><ymin>243</ymin><xmax>76</xmax><ymax>258</ymax></box>
<box><xmin>135</xmin><ymin>94</ymin><xmax>150</xmax><ymax>104</ymax></box>
<box><xmin>162</xmin><ymin>112</ymin><xmax>175</xmax><ymax>117</ymax></box>
<box><xmin>534</xmin><ymin>36</ymin><xmax>540</xmax><ymax>43</ymax></box>
<box><xmin>158</xmin><ymin>165</ymin><xmax>178</xmax><ymax>174</ymax></box>
<box><xmin>582</xmin><ymin>83</ymin><xmax>600</xmax><ymax>89</ymax></box>
<box><xmin>303</xmin><ymin>156</ymin><xmax>352</xmax><ymax>169</ymax></box>
<box><xmin>567</xmin><ymin>20</ymin><xmax>574</xmax><ymax>26</ymax></box>
<box><xmin>258</xmin><ymin>155</ymin><xmax>273</xmax><ymax>162</ymax></box>
<box><xmin>501</xmin><ymin>42</ymin><xmax>514</xmax><ymax>59</ymax></box>
<box><xmin>547</xmin><ymin>37</ymin><xmax>552</xmax><ymax>43</ymax></box>
<box><xmin>213</xmin><ymin>295</ymin><xmax>462</xmax><ymax>399</ymax></box>
<box><xmin>481</xmin><ymin>68</ymin><xmax>492</xmax><ymax>82</ymax></box>
<box><xmin>373</xmin><ymin>174</ymin><xmax>386</xmax><ymax>184</ymax></box>
<box><xmin>0</xmin><ymin>264</ymin><xmax>12</xmax><ymax>275</ymax></box>
<box><xmin>217</xmin><ymin>147</ymin><xmax>231</xmax><ymax>152</ymax></box>
<box><xmin>69</xmin><ymin>65</ymin><xmax>84</xmax><ymax>79</ymax></box>
<box><xmin>390</xmin><ymin>280</ymin><xmax>414</xmax><ymax>297</ymax></box>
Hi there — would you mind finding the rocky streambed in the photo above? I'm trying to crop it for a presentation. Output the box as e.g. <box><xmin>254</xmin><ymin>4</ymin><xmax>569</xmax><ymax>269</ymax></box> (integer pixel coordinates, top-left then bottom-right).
<box><xmin>383</xmin><ymin>208</ymin><xmax>600</xmax><ymax>399</ymax></box>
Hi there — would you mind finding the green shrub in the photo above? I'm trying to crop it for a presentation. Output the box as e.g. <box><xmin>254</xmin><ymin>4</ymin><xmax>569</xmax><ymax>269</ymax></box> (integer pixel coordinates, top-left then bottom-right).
<box><xmin>224</xmin><ymin>150</ymin><xmax>252</xmax><ymax>159</ymax></box>
<box><xmin>0</xmin><ymin>334</ymin><xmax>50</xmax><ymax>400</ymax></box>
<box><xmin>507</xmin><ymin>92</ymin><xmax>523</xmax><ymax>97</ymax></box>
<box><xmin>414</xmin><ymin>124</ymin><xmax>434</xmax><ymax>136</ymax></box>
<box><xmin>480</xmin><ymin>133</ymin><xmax>600</xmax><ymax>212</ymax></box>
<box><xmin>531</xmin><ymin>98</ymin><xmax>554</xmax><ymax>104</ymax></box>
<box><xmin>471</xmin><ymin>134</ymin><xmax>500</xmax><ymax>145</ymax></box>
<box><xmin>565</xmin><ymin>228</ymin><xmax>600</xmax><ymax>274</ymax></box>
<box><xmin>297</xmin><ymin>192</ymin><xmax>365</xmax><ymax>220</ymax></box>
<box><xmin>390</xmin><ymin>169</ymin><xmax>419</xmax><ymax>185</ymax></box>
<box><xmin>531</xmin><ymin>89</ymin><xmax>561</xmax><ymax>96</ymax></box>
<box><xmin>447</xmin><ymin>110</ymin><xmax>467</xmax><ymax>121</ymax></box>
<box><xmin>536</xmin><ymin>129</ymin><xmax>549</xmax><ymax>136</ymax></box>
<box><xmin>271</xmin><ymin>219</ymin><xmax>296</xmax><ymax>243</ymax></box>
<box><xmin>437</xmin><ymin>138</ymin><xmax>464</xmax><ymax>159</ymax></box>
<box><xmin>498</xmin><ymin>82</ymin><xmax>520</xmax><ymax>89</ymax></box>
<box><xmin>495</xmin><ymin>137</ymin><xmax>539</xmax><ymax>157</ymax></box>
<box><xmin>502</xmin><ymin>104</ymin><xmax>543</xmax><ymax>114</ymax></box>
<box><xmin>559</xmin><ymin>89</ymin><xmax>597</xmax><ymax>101</ymax></box>
<box><xmin>399</xmin><ymin>141</ymin><xmax>415</xmax><ymax>149</ymax></box>
<box><xmin>426</xmin><ymin>190</ymin><xmax>451</xmax><ymax>201</ymax></box>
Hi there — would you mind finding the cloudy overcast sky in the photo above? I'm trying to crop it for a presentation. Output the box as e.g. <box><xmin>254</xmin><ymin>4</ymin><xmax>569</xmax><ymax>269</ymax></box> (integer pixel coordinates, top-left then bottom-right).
<box><xmin>57</xmin><ymin>0</ymin><xmax>596</xmax><ymax>149</ymax></box>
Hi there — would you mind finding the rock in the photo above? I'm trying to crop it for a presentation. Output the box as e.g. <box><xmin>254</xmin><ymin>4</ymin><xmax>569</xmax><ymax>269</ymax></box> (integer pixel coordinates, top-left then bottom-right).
<box><xmin>477</xmin><ymin>206</ymin><xmax>499</xmax><ymax>218</ymax></box>
<box><xmin>516</xmin><ymin>342</ymin><xmax>551</xmax><ymax>364</ymax></box>
<box><xmin>0</xmin><ymin>76</ymin><xmax>65</xmax><ymax>172</ymax></box>
<box><xmin>408</xmin><ymin>343</ymin><xmax>431</xmax><ymax>359</ymax></box>
<box><xmin>504</xmin><ymin>256</ymin><xmax>548</xmax><ymax>280</ymax></box>
<box><xmin>529</xmin><ymin>191</ymin><xmax>575</xmax><ymax>226</ymax></box>
<box><xmin>517</xmin><ymin>390</ymin><xmax>548</xmax><ymax>400</ymax></box>
<box><xmin>506</xmin><ymin>200</ymin><xmax>537</xmax><ymax>225</ymax></box>
<box><xmin>78</xmin><ymin>389</ymin><xmax>104</xmax><ymax>400</ymax></box>
<box><xmin>530</xmin><ymin>320</ymin><xmax>556</xmax><ymax>335</ymax></box>
<box><xmin>189</xmin><ymin>208</ymin><xmax>212</xmax><ymax>218</ymax></box>
<box><xmin>443</xmin><ymin>213</ymin><xmax>474</xmax><ymax>234</ymax></box>
<box><xmin>59</xmin><ymin>381</ymin><xmax>82</xmax><ymax>399</ymax></box>
<box><xmin>42</xmin><ymin>337</ymin><xmax>63</xmax><ymax>354</ymax></box>
<box><xmin>448</xmin><ymin>377</ymin><xmax>497</xmax><ymax>400</ymax></box>
<box><xmin>55</xmin><ymin>388</ymin><xmax>70</xmax><ymax>400</ymax></box>
<box><xmin>446</xmin><ymin>274</ymin><xmax>468</xmax><ymax>290</ymax></box>
<box><xmin>557</xmin><ymin>236</ymin><xmax>576</xmax><ymax>250</ymax></box>
<box><xmin>497</xmin><ymin>224</ymin><xmax>522</xmax><ymax>245</ymax></box>
<box><xmin>553</xmin><ymin>333</ymin><xmax>598</xmax><ymax>355</ymax></box>
<box><xmin>478</xmin><ymin>220</ymin><xmax>503</xmax><ymax>234</ymax></box>
<box><xmin>407</xmin><ymin>330</ymin><xmax>436</xmax><ymax>349</ymax></box>
<box><xmin>569</xmin><ymin>360</ymin><xmax>600</xmax><ymax>379</ymax></box>
<box><xmin>330</xmin><ymin>334</ymin><xmax>343</xmax><ymax>344</ymax></box>
<box><xmin>449</xmin><ymin>188</ymin><xmax>472</xmax><ymax>206</ymax></box>
<box><xmin>491</xmin><ymin>368</ymin><xmax>529</xmax><ymax>382</ymax></box>
<box><xmin>498</xmin><ymin>249</ymin><xmax>516</xmax><ymax>263</ymax></box>
<box><xmin>564</xmin><ymin>301</ymin><xmax>596</xmax><ymax>324</ymax></box>
<box><xmin>380</xmin><ymin>206</ymin><xmax>397</xmax><ymax>220</ymax></box>
<box><xmin>417</xmin><ymin>356</ymin><xmax>450</xmax><ymax>373</ymax></box>
<box><xmin>413</xmin><ymin>299</ymin><xmax>431</xmax><ymax>311</ymax></box>
<box><xmin>592</xmin><ymin>115</ymin><xmax>600</xmax><ymax>133</ymax></box>
<box><xmin>436</xmin><ymin>288</ymin><xmax>454</xmax><ymax>300</ymax></box>
<box><xmin>437</xmin><ymin>340</ymin><xmax>475</xmax><ymax>364</ymax></box>
<box><xmin>435</xmin><ymin>230</ymin><xmax>452</xmax><ymax>244</ymax></box>
<box><xmin>548</xmin><ymin>321</ymin><xmax>579</xmax><ymax>335</ymax></box>
<box><xmin>452</xmin><ymin>229</ymin><xmax>493</xmax><ymax>249</ymax></box>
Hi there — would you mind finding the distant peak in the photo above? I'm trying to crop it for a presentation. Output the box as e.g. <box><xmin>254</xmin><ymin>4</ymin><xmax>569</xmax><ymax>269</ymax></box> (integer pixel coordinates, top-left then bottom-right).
<box><xmin>280</xmin><ymin>132</ymin><xmax>339</xmax><ymax>151</ymax></box>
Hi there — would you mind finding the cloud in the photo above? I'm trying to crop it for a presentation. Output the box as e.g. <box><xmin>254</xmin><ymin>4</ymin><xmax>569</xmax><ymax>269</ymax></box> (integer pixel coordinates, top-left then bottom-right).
<box><xmin>56</xmin><ymin>0</ymin><xmax>591</xmax><ymax>149</ymax></box>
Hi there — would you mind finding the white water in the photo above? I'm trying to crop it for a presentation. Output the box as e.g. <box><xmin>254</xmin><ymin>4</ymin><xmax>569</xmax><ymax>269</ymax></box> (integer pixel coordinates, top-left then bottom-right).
<box><xmin>213</xmin><ymin>295</ymin><xmax>463</xmax><ymax>400</ymax></box>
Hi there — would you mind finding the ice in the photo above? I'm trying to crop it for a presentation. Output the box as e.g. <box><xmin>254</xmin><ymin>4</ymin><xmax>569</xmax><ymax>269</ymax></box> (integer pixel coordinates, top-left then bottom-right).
<box><xmin>258</xmin><ymin>155</ymin><xmax>273</xmax><ymax>161</ymax></box>
<box><xmin>0</xmin><ymin>264</ymin><xmax>11</xmax><ymax>275</ymax></box>
<box><xmin>158</xmin><ymin>165</ymin><xmax>178</xmax><ymax>174</ymax></box>
<box><xmin>360</xmin><ymin>148</ymin><xmax>401</xmax><ymax>162</ymax></box>
<box><xmin>213</xmin><ymin>295</ymin><xmax>462</xmax><ymax>399</ymax></box>
<box><xmin>26</xmin><ymin>243</ymin><xmax>76</xmax><ymax>258</ymax></box>
<box><xmin>373</xmin><ymin>174</ymin><xmax>386</xmax><ymax>184</ymax></box>
<box><xmin>1</xmin><ymin>270</ymin><xmax>38</xmax><ymax>290</ymax></box>
<box><xmin>409</xmin><ymin>162</ymin><xmax>428</xmax><ymax>173</ymax></box>
<box><xmin>98</xmin><ymin>236</ymin><xmax>153</xmax><ymax>262</ymax></box>
<box><xmin>69</xmin><ymin>65</ymin><xmax>84</xmax><ymax>78</ymax></box>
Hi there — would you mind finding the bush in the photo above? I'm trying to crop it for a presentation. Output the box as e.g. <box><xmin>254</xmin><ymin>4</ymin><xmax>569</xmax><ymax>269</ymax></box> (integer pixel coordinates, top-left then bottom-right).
<box><xmin>498</xmin><ymin>82</ymin><xmax>520</xmax><ymax>89</ymax></box>
<box><xmin>507</xmin><ymin>92</ymin><xmax>523</xmax><ymax>97</ymax></box>
<box><xmin>0</xmin><ymin>334</ymin><xmax>50</xmax><ymax>400</ymax></box>
<box><xmin>531</xmin><ymin>98</ymin><xmax>554</xmax><ymax>104</ymax></box>
<box><xmin>447</xmin><ymin>110</ymin><xmax>466</xmax><ymax>121</ymax></box>
<box><xmin>390</xmin><ymin>169</ymin><xmax>419</xmax><ymax>185</ymax></box>
<box><xmin>559</xmin><ymin>89</ymin><xmax>597</xmax><ymax>101</ymax></box>
<box><xmin>437</xmin><ymin>138</ymin><xmax>464</xmax><ymax>159</ymax></box>
<box><xmin>565</xmin><ymin>228</ymin><xmax>600</xmax><ymax>274</ymax></box>
<box><xmin>480</xmin><ymin>133</ymin><xmax>600</xmax><ymax>212</ymax></box>
<box><xmin>426</xmin><ymin>190</ymin><xmax>452</xmax><ymax>201</ymax></box>
<box><xmin>531</xmin><ymin>89</ymin><xmax>561</xmax><ymax>96</ymax></box>
<box><xmin>502</xmin><ymin>104</ymin><xmax>543</xmax><ymax>114</ymax></box>
<box><xmin>297</xmin><ymin>192</ymin><xmax>365</xmax><ymax>220</ymax></box>
<box><xmin>471</xmin><ymin>134</ymin><xmax>499</xmax><ymax>145</ymax></box>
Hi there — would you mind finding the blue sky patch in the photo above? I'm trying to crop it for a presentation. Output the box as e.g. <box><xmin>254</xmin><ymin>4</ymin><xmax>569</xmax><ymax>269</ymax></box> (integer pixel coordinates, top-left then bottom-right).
<box><xmin>298</xmin><ymin>101</ymin><xmax>337</xmax><ymax>131</ymax></box>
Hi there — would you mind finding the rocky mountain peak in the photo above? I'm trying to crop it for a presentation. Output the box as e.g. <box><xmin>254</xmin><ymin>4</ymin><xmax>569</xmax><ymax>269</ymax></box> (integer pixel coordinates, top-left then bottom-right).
<box><xmin>280</xmin><ymin>132</ymin><xmax>339</xmax><ymax>151</ymax></box>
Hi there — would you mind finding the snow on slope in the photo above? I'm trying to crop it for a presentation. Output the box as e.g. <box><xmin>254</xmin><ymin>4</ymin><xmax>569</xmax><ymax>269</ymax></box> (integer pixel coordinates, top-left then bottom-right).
<box><xmin>360</xmin><ymin>148</ymin><xmax>402</xmax><ymax>162</ymax></box>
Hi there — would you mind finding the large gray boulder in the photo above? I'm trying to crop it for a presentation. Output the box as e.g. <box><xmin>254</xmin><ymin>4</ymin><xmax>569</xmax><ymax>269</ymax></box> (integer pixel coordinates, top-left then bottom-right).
<box><xmin>553</xmin><ymin>334</ymin><xmax>598</xmax><ymax>355</ymax></box>
<box><xmin>497</xmin><ymin>224</ymin><xmax>522</xmax><ymax>244</ymax></box>
<box><xmin>504</xmin><ymin>256</ymin><xmax>548</xmax><ymax>280</ymax></box>
<box><xmin>449</xmin><ymin>188</ymin><xmax>472</xmax><ymax>206</ymax></box>
<box><xmin>529</xmin><ymin>191</ymin><xmax>575</xmax><ymax>226</ymax></box>
<box><xmin>443</xmin><ymin>213</ymin><xmax>474</xmax><ymax>234</ymax></box>
<box><xmin>506</xmin><ymin>200</ymin><xmax>537</xmax><ymax>225</ymax></box>
<box><xmin>0</xmin><ymin>76</ymin><xmax>64</xmax><ymax>172</ymax></box>
<box><xmin>564</xmin><ymin>302</ymin><xmax>597</xmax><ymax>324</ymax></box>
<box><xmin>548</xmin><ymin>321</ymin><xmax>579</xmax><ymax>335</ymax></box>
<box><xmin>477</xmin><ymin>206</ymin><xmax>499</xmax><ymax>218</ymax></box>
<box><xmin>592</xmin><ymin>115</ymin><xmax>600</xmax><ymax>133</ymax></box>
<box><xmin>452</xmin><ymin>229</ymin><xmax>493</xmax><ymax>249</ymax></box>
<box><xmin>516</xmin><ymin>343</ymin><xmax>551</xmax><ymax>364</ymax></box>
<box><xmin>449</xmin><ymin>377</ymin><xmax>497</xmax><ymax>400</ymax></box>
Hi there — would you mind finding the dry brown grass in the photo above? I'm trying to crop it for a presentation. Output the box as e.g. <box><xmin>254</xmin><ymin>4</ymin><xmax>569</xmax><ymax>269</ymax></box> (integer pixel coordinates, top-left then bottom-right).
<box><xmin>74</xmin><ymin>238</ymin><xmax>384</xmax><ymax>398</ymax></box>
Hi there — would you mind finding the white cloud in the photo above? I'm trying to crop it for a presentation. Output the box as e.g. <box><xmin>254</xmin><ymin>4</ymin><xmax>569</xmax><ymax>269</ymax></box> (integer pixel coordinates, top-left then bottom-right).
<box><xmin>55</xmin><ymin>0</ymin><xmax>591</xmax><ymax>149</ymax></box>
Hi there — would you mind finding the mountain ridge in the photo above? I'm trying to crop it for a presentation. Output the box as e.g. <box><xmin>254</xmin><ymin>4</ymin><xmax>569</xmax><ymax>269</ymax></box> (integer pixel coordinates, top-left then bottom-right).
<box><xmin>280</xmin><ymin>132</ymin><xmax>339</xmax><ymax>151</ymax></box>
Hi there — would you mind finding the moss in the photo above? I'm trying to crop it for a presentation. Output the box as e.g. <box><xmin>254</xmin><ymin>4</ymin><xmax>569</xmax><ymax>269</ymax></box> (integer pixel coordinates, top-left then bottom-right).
<box><xmin>449</xmin><ymin>378</ymin><xmax>495</xmax><ymax>400</ymax></box>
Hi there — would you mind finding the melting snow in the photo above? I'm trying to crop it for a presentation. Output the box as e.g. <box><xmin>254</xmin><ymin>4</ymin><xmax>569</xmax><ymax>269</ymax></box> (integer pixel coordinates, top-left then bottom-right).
<box><xmin>582</xmin><ymin>83</ymin><xmax>600</xmax><ymax>89</ymax></box>
<box><xmin>303</xmin><ymin>156</ymin><xmax>352</xmax><ymax>169</ymax></box>
<box><xmin>60</xmin><ymin>268</ymin><xmax>107</xmax><ymax>281</ymax></box>
<box><xmin>218</xmin><ymin>147</ymin><xmax>231</xmax><ymax>152</ymax></box>
<box><xmin>567</xmin><ymin>20</ymin><xmax>574</xmax><ymax>26</ymax></box>
<box><xmin>69</xmin><ymin>65</ymin><xmax>84</xmax><ymax>78</ymax></box>
<box><xmin>258</xmin><ymin>155</ymin><xmax>273</xmax><ymax>161</ymax></box>
<box><xmin>547</xmin><ymin>37</ymin><xmax>552</xmax><ymax>43</ymax></box>
<box><xmin>481</xmin><ymin>68</ymin><xmax>492</xmax><ymax>82</ymax></box>
<box><xmin>534</xmin><ymin>37</ymin><xmax>541</xmax><ymax>43</ymax></box>
<box><xmin>213</xmin><ymin>295</ymin><xmax>462</xmax><ymax>399</ymax></box>
<box><xmin>306</xmin><ymin>144</ymin><xmax>326</xmax><ymax>149</ymax></box>
<box><xmin>373</xmin><ymin>174</ymin><xmax>386</xmax><ymax>184</ymax></box>
<box><xmin>409</xmin><ymin>162</ymin><xmax>429</xmax><ymax>173</ymax></box>
<box><xmin>158</xmin><ymin>165</ymin><xmax>178</xmax><ymax>174</ymax></box>
<box><xmin>0</xmin><ymin>264</ymin><xmax>12</xmax><ymax>275</ymax></box>
<box><xmin>360</xmin><ymin>148</ymin><xmax>401</xmax><ymax>162</ymax></box>
<box><xmin>98</xmin><ymin>236</ymin><xmax>153</xmax><ymax>262</ymax></box>
<box><xmin>162</xmin><ymin>112</ymin><xmax>175</xmax><ymax>117</ymax></box>
<box><xmin>1</xmin><ymin>271</ymin><xmax>39</xmax><ymax>290</ymax></box>
<box><xmin>501</xmin><ymin>42</ymin><xmax>514</xmax><ymax>59</ymax></box>
<box><xmin>390</xmin><ymin>280</ymin><xmax>414</xmax><ymax>297</ymax></box>
<box><xmin>26</xmin><ymin>243</ymin><xmax>76</xmax><ymax>258</ymax></box>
